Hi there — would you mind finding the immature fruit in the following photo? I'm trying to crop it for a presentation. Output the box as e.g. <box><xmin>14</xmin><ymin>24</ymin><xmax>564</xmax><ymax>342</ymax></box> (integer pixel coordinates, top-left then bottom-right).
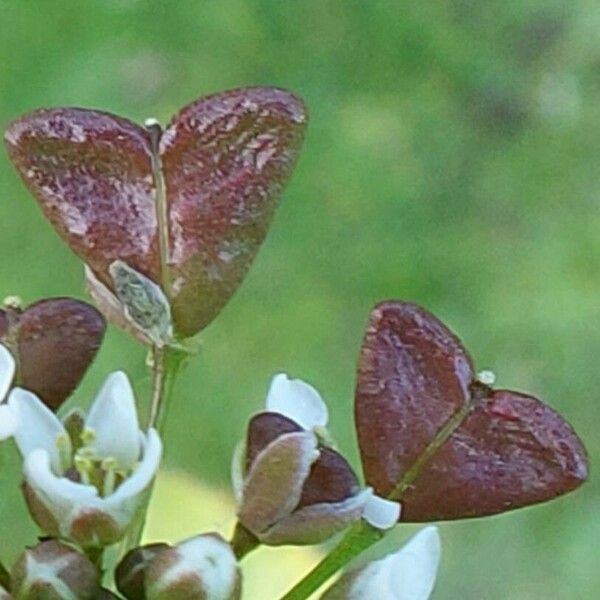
<box><xmin>5</xmin><ymin>88</ymin><xmax>307</xmax><ymax>337</ymax></box>
<box><xmin>355</xmin><ymin>301</ymin><xmax>588</xmax><ymax>521</ymax></box>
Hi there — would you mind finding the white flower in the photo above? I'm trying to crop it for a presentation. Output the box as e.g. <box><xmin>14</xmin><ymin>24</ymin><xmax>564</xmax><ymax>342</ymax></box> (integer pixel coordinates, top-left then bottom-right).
<box><xmin>321</xmin><ymin>526</ymin><xmax>442</xmax><ymax>600</ymax></box>
<box><xmin>264</xmin><ymin>373</ymin><xmax>401</xmax><ymax>530</ymax></box>
<box><xmin>8</xmin><ymin>371</ymin><xmax>162</xmax><ymax>547</ymax></box>
<box><xmin>0</xmin><ymin>344</ymin><xmax>19</xmax><ymax>440</ymax></box>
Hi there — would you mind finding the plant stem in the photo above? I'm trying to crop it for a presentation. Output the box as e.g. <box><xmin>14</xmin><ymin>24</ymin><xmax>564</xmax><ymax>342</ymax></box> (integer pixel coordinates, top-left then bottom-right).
<box><xmin>116</xmin><ymin>344</ymin><xmax>186</xmax><ymax>562</ymax></box>
<box><xmin>278</xmin><ymin>400</ymin><xmax>475</xmax><ymax>600</ymax></box>
<box><xmin>0</xmin><ymin>560</ymin><xmax>10</xmax><ymax>591</ymax></box>
<box><xmin>146</xmin><ymin>121</ymin><xmax>172</xmax><ymax>299</ymax></box>
<box><xmin>147</xmin><ymin>344</ymin><xmax>185</xmax><ymax>432</ymax></box>
<box><xmin>231</xmin><ymin>522</ymin><xmax>260</xmax><ymax>560</ymax></box>
<box><xmin>85</xmin><ymin>546</ymin><xmax>105</xmax><ymax>574</ymax></box>
<box><xmin>279</xmin><ymin>521</ymin><xmax>383</xmax><ymax>600</ymax></box>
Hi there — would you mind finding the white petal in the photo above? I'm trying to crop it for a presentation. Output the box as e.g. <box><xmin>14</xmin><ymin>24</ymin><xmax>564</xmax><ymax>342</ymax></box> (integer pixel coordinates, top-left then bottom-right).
<box><xmin>25</xmin><ymin>433</ymin><xmax>162</xmax><ymax>541</ymax></box>
<box><xmin>266</xmin><ymin>373</ymin><xmax>329</xmax><ymax>430</ymax></box>
<box><xmin>85</xmin><ymin>371</ymin><xmax>141</xmax><ymax>469</ymax></box>
<box><xmin>9</xmin><ymin>388</ymin><xmax>67</xmax><ymax>471</ymax></box>
<box><xmin>355</xmin><ymin>526</ymin><xmax>441</xmax><ymax>600</ymax></box>
<box><xmin>362</xmin><ymin>493</ymin><xmax>401</xmax><ymax>530</ymax></box>
<box><xmin>106</xmin><ymin>428</ymin><xmax>162</xmax><ymax>508</ymax></box>
<box><xmin>0</xmin><ymin>403</ymin><xmax>18</xmax><ymax>440</ymax></box>
<box><xmin>0</xmin><ymin>344</ymin><xmax>15</xmax><ymax>401</ymax></box>
<box><xmin>230</xmin><ymin>440</ymin><xmax>246</xmax><ymax>505</ymax></box>
<box><xmin>24</xmin><ymin>448</ymin><xmax>99</xmax><ymax>537</ymax></box>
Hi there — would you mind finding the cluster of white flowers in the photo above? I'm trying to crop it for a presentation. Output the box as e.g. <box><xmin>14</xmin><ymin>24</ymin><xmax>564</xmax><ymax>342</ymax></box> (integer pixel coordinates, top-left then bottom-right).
<box><xmin>0</xmin><ymin>348</ymin><xmax>442</xmax><ymax>599</ymax></box>
<box><xmin>0</xmin><ymin>343</ymin><xmax>162</xmax><ymax>547</ymax></box>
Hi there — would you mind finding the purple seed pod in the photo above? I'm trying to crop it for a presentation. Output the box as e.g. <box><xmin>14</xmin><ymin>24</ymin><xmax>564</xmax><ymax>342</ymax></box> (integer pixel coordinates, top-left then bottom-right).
<box><xmin>4</xmin><ymin>88</ymin><xmax>307</xmax><ymax>338</ymax></box>
<box><xmin>355</xmin><ymin>301</ymin><xmax>589</xmax><ymax>522</ymax></box>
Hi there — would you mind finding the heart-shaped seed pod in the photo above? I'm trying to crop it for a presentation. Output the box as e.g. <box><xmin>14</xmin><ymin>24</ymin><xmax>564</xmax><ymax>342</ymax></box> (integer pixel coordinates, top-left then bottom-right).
<box><xmin>5</xmin><ymin>88</ymin><xmax>307</xmax><ymax>338</ymax></box>
<box><xmin>355</xmin><ymin>301</ymin><xmax>588</xmax><ymax>521</ymax></box>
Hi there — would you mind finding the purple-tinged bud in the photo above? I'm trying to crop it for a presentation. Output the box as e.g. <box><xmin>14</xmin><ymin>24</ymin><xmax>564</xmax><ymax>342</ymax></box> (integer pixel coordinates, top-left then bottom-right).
<box><xmin>145</xmin><ymin>534</ymin><xmax>241</xmax><ymax>600</ymax></box>
<box><xmin>233</xmin><ymin>375</ymin><xmax>396</xmax><ymax>546</ymax></box>
<box><xmin>11</xmin><ymin>540</ymin><xmax>99</xmax><ymax>600</ymax></box>
<box><xmin>0</xmin><ymin>298</ymin><xmax>105</xmax><ymax>411</ymax></box>
<box><xmin>116</xmin><ymin>543</ymin><xmax>170</xmax><ymax>600</ymax></box>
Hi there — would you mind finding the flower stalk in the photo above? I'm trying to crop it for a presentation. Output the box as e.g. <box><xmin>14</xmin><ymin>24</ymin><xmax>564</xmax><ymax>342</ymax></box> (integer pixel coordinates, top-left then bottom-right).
<box><xmin>279</xmin><ymin>520</ymin><xmax>383</xmax><ymax>600</ymax></box>
<box><xmin>117</xmin><ymin>342</ymin><xmax>188</xmax><ymax>561</ymax></box>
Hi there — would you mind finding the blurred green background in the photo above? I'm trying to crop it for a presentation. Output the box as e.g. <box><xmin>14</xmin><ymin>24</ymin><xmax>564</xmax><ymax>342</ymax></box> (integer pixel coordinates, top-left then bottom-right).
<box><xmin>0</xmin><ymin>1</ymin><xmax>598</xmax><ymax>598</ymax></box>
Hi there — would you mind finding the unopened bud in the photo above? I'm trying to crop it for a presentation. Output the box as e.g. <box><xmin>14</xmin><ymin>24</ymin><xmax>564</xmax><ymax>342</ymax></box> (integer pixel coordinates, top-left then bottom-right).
<box><xmin>0</xmin><ymin>586</ymin><xmax>11</xmax><ymax>599</ymax></box>
<box><xmin>116</xmin><ymin>543</ymin><xmax>170</xmax><ymax>600</ymax></box>
<box><xmin>236</xmin><ymin>410</ymin><xmax>371</xmax><ymax>545</ymax></box>
<box><xmin>11</xmin><ymin>540</ymin><xmax>99</xmax><ymax>600</ymax></box>
<box><xmin>145</xmin><ymin>534</ymin><xmax>241</xmax><ymax>600</ymax></box>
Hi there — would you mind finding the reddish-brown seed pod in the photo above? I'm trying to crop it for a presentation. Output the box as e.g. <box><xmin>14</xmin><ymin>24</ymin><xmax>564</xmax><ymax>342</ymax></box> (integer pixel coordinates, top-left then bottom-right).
<box><xmin>0</xmin><ymin>298</ymin><xmax>105</xmax><ymax>410</ymax></box>
<box><xmin>355</xmin><ymin>301</ymin><xmax>588</xmax><ymax>522</ymax></box>
<box><xmin>4</xmin><ymin>87</ymin><xmax>307</xmax><ymax>338</ymax></box>
<box><xmin>4</xmin><ymin>109</ymin><xmax>159</xmax><ymax>288</ymax></box>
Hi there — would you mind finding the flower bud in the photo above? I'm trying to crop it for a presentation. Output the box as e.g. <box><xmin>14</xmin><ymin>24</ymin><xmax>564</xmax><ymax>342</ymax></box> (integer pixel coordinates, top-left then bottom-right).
<box><xmin>0</xmin><ymin>298</ymin><xmax>105</xmax><ymax>411</ymax></box>
<box><xmin>0</xmin><ymin>586</ymin><xmax>11</xmax><ymax>600</ymax></box>
<box><xmin>116</xmin><ymin>543</ymin><xmax>170</xmax><ymax>600</ymax></box>
<box><xmin>145</xmin><ymin>534</ymin><xmax>241</xmax><ymax>600</ymax></box>
<box><xmin>320</xmin><ymin>527</ymin><xmax>441</xmax><ymax>600</ymax></box>
<box><xmin>234</xmin><ymin>374</ymin><xmax>398</xmax><ymax>546</ymax></box>
<box><xmin>11</xmin><ymin>540</ymin><xmax>99</xmax><ymax>600</ymax></box>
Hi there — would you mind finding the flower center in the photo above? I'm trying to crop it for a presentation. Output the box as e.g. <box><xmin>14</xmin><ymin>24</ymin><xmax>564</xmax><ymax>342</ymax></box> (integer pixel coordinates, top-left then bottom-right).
<box><xmin>55</xmin><ymin>428</ymin><xmax>136</xmax><ymax>497</ymax></box>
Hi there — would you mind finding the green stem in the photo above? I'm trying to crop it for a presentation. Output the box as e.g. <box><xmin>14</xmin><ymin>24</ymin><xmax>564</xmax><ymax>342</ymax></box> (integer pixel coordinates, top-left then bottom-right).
<box><xmin>279</xmin><ymin>521</ymin><xmax>383</xmax><ymax>600</ymax></box>
<box><xmin>146</xmin><ymin>121</ymin><xmax>172</xmax><ymax>299</ymax></box>
<box><xmin>84</xmin><ymin>546</ymin><xmax>105</xmax><ymax>575</ymax></box>
<box><xmin>0</xmin><ymin>559</ymin><xmax>10</xmax><ymax>591</ymax></box>
<box><xmin>116</xmin><ymin>344</ymin><xmax>186</xmax><ymax>560</ymax></box>
<box><xmin>389</xmin><ymin>400</ymin><xmax>474</xmax><ymax>500</ymax></box>
<box><xmin>147</xmin><ymin>344</ymin><xmax>185</xmax><ymax>432</ymax></box>
<box><xmin>278</xmin><ymin>400</ymin><xmax>475</xmax><ymax>600</ymax></box>
<box><xmin>231</xmin><ymin>522</ymin><xmax>260</xmax><ymax>560</ymax></box>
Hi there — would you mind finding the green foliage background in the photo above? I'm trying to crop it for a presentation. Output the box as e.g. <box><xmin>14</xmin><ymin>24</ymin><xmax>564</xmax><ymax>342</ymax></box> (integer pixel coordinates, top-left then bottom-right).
<box><xmin>0</xmin><ymin>1</ymin><xmax>598</xmax><ymax>597</ymax></box>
